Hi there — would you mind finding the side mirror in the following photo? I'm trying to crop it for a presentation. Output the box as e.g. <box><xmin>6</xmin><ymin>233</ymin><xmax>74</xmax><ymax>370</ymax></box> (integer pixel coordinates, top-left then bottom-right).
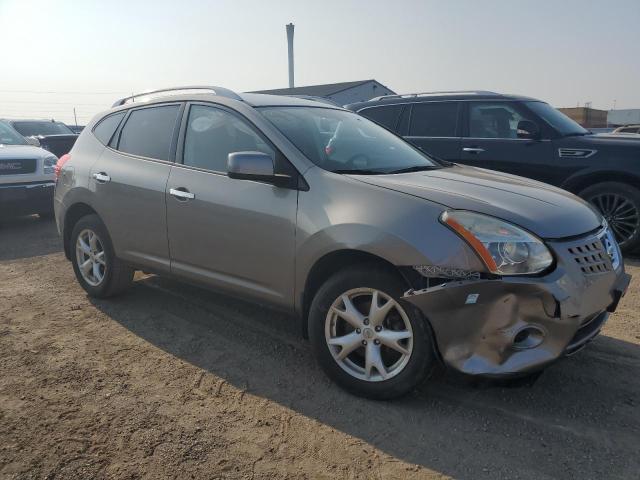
<box><xmin>25</xmin><ymin>136</ymin><xmax>41</xmax><ymax>147</ymax></box>
<box><xmin>517</xmin><ymin>120</ymin><xmax>541</xmax><ymax>140</ymax></box>
<box><xmin>227</xmin><ymin>151</ymin><xmax>292</xmax><ymax>187</ymax></box>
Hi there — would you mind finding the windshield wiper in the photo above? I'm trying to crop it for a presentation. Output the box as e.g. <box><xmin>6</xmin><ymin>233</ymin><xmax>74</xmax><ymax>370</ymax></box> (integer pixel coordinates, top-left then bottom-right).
<box><xmin>331</xmin><ymin>169</ymin><xmax>387</xmax><ymax>175</ymax></box>
<box><xmin>387</xmin><ymin>165</ymin><xmax>442</xmax><ymax>174</ymax></box>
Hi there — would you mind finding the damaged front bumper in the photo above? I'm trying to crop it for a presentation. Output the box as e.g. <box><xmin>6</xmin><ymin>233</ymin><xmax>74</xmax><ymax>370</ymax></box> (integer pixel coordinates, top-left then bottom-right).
<box><xmin>403</xmin><ymin>231</ymin><xmax>631</xmax><ymax>377</ymax></box>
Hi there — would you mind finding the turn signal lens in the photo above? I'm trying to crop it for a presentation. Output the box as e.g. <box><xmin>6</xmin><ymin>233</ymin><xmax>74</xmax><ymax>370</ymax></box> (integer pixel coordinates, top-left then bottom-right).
<box><xmin>441</xmin><ymin>210</ymin><xmax>553</xmax><ymax>275</ymax></box>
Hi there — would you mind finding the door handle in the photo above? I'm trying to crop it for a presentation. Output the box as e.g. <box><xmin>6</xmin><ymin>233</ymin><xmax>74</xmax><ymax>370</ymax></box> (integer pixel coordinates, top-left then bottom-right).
<box><xmin>462</xmin><ymin>147</ymin><xmax>485</xmax><ymax>154</ymax></box>
<box><xmin>169</xmin><ymin>188</ymin><xmax>195</xmax><ymax>200</ymax></box>
<box><xmin>92</xmin><ymin>172</ymin><xmax>111</xmax><ymax>183</ymax></box>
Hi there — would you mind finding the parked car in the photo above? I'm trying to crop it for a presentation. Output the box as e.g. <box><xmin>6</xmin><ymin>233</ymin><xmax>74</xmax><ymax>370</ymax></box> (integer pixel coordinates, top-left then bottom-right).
<box><xmin>612</xmin><ymin>124</ymin><xmax>640</xmax><ymax>135</ymax></box>
<box><xmin>55</xmin><ymin>87</ymin><xmax>630</xmax><ymax>399</ymax></box>
<box><xmin>346</xmin><ymin>91</ymin><xmax>640</xmax><ymax>252</ymax></box>
<box><xmin>3</xmin><ymin>118</ymin><xmax>79</xmax><ymax>158</ymax></box>
<box><xmin>0</xmin><ymin>120</ymin><xmax>57</xmax><ymax>218</ymax></box>
<box><xmin>66</xmin><ymin>125</ymin><xmax>85</xmax><ymax>134</ymax></box>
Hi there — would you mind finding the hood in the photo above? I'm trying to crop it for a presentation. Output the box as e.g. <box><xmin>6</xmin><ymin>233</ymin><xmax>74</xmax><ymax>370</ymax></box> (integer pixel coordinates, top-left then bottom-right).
<box><xmin>35</xmin><ymin>133</ymin><xmax>79</xmax><ymax>141</ymax></box>
<box><xmin>593</xmin><ymin>133</ymin><xmax>640</xmax><ymax>141</ymax></box>
<box><xmin>577</xmin><ymin>134</ymin><xmax>640</xmax><ymax>147</ymax></box>
<box><xmin>349</xmin><ymin>165</ymin><xmax>602</xmax><ymax>239</ymax></box>
<box><xmin>0</xmin><ymin>144</ymin><xmax>51</xmax><ymax>159</ymax></box>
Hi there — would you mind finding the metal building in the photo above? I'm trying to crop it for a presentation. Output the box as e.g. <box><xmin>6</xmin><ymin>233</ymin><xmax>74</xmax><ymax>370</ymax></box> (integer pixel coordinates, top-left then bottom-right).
<box><xmin>251</xmin><ymin>80</ymin><xmax>396</xmax><ymax>106</ymax></box>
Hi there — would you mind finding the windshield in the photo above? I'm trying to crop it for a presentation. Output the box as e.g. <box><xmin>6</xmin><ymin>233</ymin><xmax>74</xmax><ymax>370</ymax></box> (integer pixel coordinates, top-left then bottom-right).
<box><xmin>525</xmin><ymin>101</ymin><xmax>589</xmax><ymax>136</ymax></box>
<box><xmin>0</xmin><ymin>122</ymin><xmax>28</xmax><ymax>145</ymax></box>
<box><xmin>259</xmin><ymin>107</ymin><xmax>439</xmax><ymax>174</ymax></box>
<box><xmin>11</xmin><ymin>121</ymin><xmax>74</xmax><ymax>136</ymax></box>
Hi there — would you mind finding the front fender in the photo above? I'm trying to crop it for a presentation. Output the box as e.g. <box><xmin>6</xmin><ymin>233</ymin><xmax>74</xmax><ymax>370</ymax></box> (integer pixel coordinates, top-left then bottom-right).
<box><xmin>294</xmin><ymin>168</ymin><xmax>486</xmax><ymax>314</ymax></box>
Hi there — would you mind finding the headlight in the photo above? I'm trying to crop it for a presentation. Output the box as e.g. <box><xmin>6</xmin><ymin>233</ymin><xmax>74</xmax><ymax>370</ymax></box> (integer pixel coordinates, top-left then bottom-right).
<box><xmin>43</xmin><ymin>155</ymin><xmax>58</xmax><ymax>175</ymax></box>
<box><xmin>441</xmin><ymin>210</ymin><xmax>553</xmax><ymax>275</ymax></box>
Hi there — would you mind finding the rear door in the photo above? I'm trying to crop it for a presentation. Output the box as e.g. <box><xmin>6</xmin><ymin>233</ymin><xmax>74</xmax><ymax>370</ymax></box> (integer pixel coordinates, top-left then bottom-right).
<box><xmin>405</xmin><ymin>101</ymin><xmax>461</xmax><ymax>160</ymax></box>
<box><xmin>459</xmin><ymin>101</ymin><xmax>555</xmax><ymax>184</ymax></box>
<box><xmin>90</xmin><ymin>103</ymin><xmax>182</xmax><ymax>272</ymax></box>
<box><xmin>165</xmin><ymin>103</ymin><xmax>298</xmax><ymax>308</ymax></box>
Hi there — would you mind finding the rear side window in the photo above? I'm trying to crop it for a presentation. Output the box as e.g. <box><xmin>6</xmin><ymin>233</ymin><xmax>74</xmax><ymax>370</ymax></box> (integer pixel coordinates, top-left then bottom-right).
<box><xmin>359</xmin><ymin>105</ymin><xmax>403</xmax><ymax>130</ymax></box>
<box><xmin>93</xmin><ymin>112</ymin><xmax>125</xmax><ymax>145</ymax></box>
<box><xmin>117</xmin><ymin>105</ymin><xmax>180</xmax><ymax>160</ymax></box>
<box><xmin>409</xmin><ymin>102</ymin><xmax>459</xmax><ymax>137</ymax></box>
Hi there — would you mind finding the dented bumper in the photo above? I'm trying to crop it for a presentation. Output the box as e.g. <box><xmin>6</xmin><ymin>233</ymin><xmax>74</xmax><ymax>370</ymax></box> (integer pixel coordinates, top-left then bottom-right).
<box><xmin>403</xmin><ymin>233</ymin><xmax>631</xmax><ymax>377</ymax></box>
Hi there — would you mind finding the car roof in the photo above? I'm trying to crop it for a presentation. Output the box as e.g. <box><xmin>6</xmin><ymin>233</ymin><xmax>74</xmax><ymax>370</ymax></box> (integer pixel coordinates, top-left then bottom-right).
<box><xmin>345</xmin><ymin>91</ymin><xmax>542</xmax><ymax>110</ymax></box>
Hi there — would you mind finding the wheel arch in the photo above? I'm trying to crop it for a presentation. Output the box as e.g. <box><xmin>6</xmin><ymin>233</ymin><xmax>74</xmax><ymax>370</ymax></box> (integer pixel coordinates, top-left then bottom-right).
<box><xmin>63</xmin><ymin>203</ymin><xmax>99</xmax><ymax>260</ymax></box>
<box><xmin>562</xmin><ymin>171</ymin><xmax>640</xmax><ymax>195</ymax></box>
<box><xmin>299</xmin><ymin>249</ymin><xmax>412</xmax><ymax>338</ymax></box>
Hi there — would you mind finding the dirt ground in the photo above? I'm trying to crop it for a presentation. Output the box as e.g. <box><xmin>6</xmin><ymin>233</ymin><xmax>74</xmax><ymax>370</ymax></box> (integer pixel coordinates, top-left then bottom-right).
<box><xmin>0</xmin><ymin>216</ymin><xmax>639</xmax><ymax>480</ymax></box>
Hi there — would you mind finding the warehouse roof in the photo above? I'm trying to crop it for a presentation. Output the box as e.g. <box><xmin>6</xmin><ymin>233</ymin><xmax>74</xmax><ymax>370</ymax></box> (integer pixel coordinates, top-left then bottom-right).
<box><xmin>250</xmin><ymin>79</ymin><xmax>394</xmax><ymax>97</ymax></box>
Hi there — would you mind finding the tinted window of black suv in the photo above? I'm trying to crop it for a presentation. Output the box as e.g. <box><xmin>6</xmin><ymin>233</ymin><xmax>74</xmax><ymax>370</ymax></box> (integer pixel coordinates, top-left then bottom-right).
<box><xmin>409</xmin><ymin>102</ymin><xmax>459</xmax><ymax>137</ymax></box>
<box><xmin>347</xmin><ymin>92</ymin><xmax>640</xmax><ymax>251</ymax></box>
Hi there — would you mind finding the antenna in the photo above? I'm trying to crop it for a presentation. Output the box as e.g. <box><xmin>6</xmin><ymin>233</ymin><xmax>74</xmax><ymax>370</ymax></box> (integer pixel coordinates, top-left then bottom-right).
<box><xmin>286</xmin><ymin>23</ymin><xmax>295</xmax><ymax>88</ymax></box>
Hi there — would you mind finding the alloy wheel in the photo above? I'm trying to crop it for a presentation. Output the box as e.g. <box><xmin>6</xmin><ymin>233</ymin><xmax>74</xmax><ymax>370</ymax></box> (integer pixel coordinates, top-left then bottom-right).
<box><xmin>588</xmin><ymin>193</ymin><xmax>640</xmax><ymax>246</ymax></box>
<box><xmin>325</xmin><ymin>288</ymin><xmax>413</xmax><ymax>382</ymax></box>
<box><xmin>75</xmin><ymin>229</ymin><xmax>106</xmax><ymax>286</ymax></box>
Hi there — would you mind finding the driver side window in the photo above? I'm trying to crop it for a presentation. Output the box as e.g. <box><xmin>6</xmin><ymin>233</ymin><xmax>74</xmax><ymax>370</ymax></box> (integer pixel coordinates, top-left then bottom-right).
<box><xmin>183</xmin><ymin>105</ymin><xmax>274</xmax><ymax>173</ymax></box>
<box><xmin>468</xmin><ymin>102</ymin><xmax>533</xmax><ymax>139</ymax></box>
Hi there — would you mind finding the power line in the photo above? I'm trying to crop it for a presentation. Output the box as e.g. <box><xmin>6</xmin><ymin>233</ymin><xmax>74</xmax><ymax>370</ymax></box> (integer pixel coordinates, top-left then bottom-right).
<box><xmin>0</xmin><ymin>89</ymin><xmax>130</xmax><ymax>95</ymax></box>
<box><xmin>0</xmin><ymin>99</ymin><xmax>109</xmax><ymax>106</ymax></box>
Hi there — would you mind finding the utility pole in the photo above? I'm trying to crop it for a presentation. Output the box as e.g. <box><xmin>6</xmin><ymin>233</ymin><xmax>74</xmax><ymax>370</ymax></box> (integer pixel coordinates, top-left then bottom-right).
<box><xmin>286</xmin><ymin>23</ymin><xmax>295</xmax><ymax>88</ymax></box>
<box><xmin>73</xmin><ymin>108</ymin><xmax>78</xmax><ymax>127</ymax></box>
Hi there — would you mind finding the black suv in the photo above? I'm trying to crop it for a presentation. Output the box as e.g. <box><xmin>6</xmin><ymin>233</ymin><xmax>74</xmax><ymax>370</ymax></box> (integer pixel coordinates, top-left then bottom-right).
<box><xmin>346</xmin><ymin>91</ymin><xmax>640</xmax><ymax>251</ymax></box>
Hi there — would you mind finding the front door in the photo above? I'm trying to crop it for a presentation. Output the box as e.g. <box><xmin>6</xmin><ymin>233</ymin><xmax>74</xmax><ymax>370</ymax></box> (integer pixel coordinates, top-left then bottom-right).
<box><xmin>166</xmin><ymin>103</ymin><xmax>298</xmax><ymax>308</ymax></box>
<box><xmin>458</xmin><ymin>101</ymin><xmax>555</xmax><ymax>184</ymax></box>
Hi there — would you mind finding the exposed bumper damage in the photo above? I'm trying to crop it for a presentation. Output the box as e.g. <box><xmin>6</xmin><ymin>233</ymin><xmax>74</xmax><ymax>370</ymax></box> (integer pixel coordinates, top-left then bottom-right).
<box><xmin>403</xmin><ymin>235</ymin><xmax>631</xmax><ymax>377</ymax></box>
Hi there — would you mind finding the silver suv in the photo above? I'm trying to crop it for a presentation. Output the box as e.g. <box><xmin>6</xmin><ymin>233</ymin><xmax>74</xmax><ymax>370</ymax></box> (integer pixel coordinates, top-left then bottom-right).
<box><xmin>55</xmin><ymin>86</ymin><xmax>630</xmax><ymax>399</ymax></box>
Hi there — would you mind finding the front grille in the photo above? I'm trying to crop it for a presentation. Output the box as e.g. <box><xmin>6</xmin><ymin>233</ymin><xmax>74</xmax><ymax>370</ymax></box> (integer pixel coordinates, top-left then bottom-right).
<box><xmin>568</xmin><ymin>237</ymin><xmax>611</xmax><ymax>275</ymax></box>
<box><xmin>0</xmin><ymin>158</ymin><xmax>37</xmax><ymax>175</ymax></box>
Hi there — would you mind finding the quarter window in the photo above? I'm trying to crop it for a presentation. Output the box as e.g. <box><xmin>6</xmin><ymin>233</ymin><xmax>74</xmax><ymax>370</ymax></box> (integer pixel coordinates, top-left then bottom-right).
<box><xmin>93</xmin><ymin>112</ymin><xmax>125</xmax><ymax>146</ymax></box>
<box><xmin>359</xmin><ymin>105</ymin><xmax>403</xmax><ymax>131</ymax></box>
<box><xmin>118</xmin><ymin>105</ymin><xmax>180</xmax><ymax>160</ymax></box>
<box><xmin>409</xmin><ymin>102</ymin><xmax>458</xmax><ymax>137</ymax></box>
<box><xmin>468</xmin><ymin>102</ymin><xmax>533</xmax><ymax>139</ymax></box>
<box><xmin>183</xmin><ymin>105</ymin><xmax>274</xmax><ymax>173</ymax></box>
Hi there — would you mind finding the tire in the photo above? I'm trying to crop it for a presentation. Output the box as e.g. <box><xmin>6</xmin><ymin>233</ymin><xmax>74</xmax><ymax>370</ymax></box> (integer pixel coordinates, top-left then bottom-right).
<box><xmin>580</xmin><ymin>181</ymin><xmax>640</xmax><ymax>252</ymax></box>
<box><xmin>308</xmin><ymin>265</ymin><xmax>436</xmax><ymax>400</ymax></box>
<box><xmin>70</xmin><ymin>214</ymin><xmax>134</xmax><ymax>298</ymax></box>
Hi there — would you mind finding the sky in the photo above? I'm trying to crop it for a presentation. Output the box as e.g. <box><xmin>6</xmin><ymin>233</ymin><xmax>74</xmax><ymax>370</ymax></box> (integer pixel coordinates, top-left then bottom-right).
<box><xmin>1</xmin><ymin>0</ymin><xmax>639</xmax><ymax>124</ymax></box>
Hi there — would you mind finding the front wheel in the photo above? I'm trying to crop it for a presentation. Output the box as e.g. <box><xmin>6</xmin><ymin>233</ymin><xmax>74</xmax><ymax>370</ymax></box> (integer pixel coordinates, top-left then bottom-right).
<box><xmin>308</xmin><ymin>266</ymin><xmax>436</xmax><ymax>400</ymax></box>
<box><xmin>580</xmin><ymin>181</ymin><xmax>640</xmax><ymax>252</ymax></box>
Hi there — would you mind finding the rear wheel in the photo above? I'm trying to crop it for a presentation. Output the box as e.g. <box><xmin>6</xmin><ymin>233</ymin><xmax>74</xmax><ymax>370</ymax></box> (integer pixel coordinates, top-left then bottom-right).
<box><xmin>308</xmin><ymin>265</ymin><xmax>436</xmax><ymax>400</ymax></box>
<box><xmin>70</xmin><ymin>214</ymin><xmax>134</xmax><ymax>298</ymax></box>
<box><xmin>580</xmin><ymin>181</ymin><xmax>640</xmax><ymax>252</ymax></box>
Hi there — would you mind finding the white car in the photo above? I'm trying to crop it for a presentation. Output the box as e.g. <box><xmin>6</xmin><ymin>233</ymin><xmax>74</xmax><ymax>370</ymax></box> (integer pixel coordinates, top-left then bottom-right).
<box><xmin>0</xmin><ymin>120</ymin><xmax>57</xmax><ymax>218</ymax></box>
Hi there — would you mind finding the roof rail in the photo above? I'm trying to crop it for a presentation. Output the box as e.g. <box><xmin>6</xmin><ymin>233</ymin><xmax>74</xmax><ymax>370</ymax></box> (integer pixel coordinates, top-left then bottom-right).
<box><xmin>112</xmin><ymin>86</ymin><xmax>242</xmax><ymax>107</ymax></box>
<box><xmin>369</xmin><ymin>90</ymin><xmax>497</xmax><ymax>102</ymax></box>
